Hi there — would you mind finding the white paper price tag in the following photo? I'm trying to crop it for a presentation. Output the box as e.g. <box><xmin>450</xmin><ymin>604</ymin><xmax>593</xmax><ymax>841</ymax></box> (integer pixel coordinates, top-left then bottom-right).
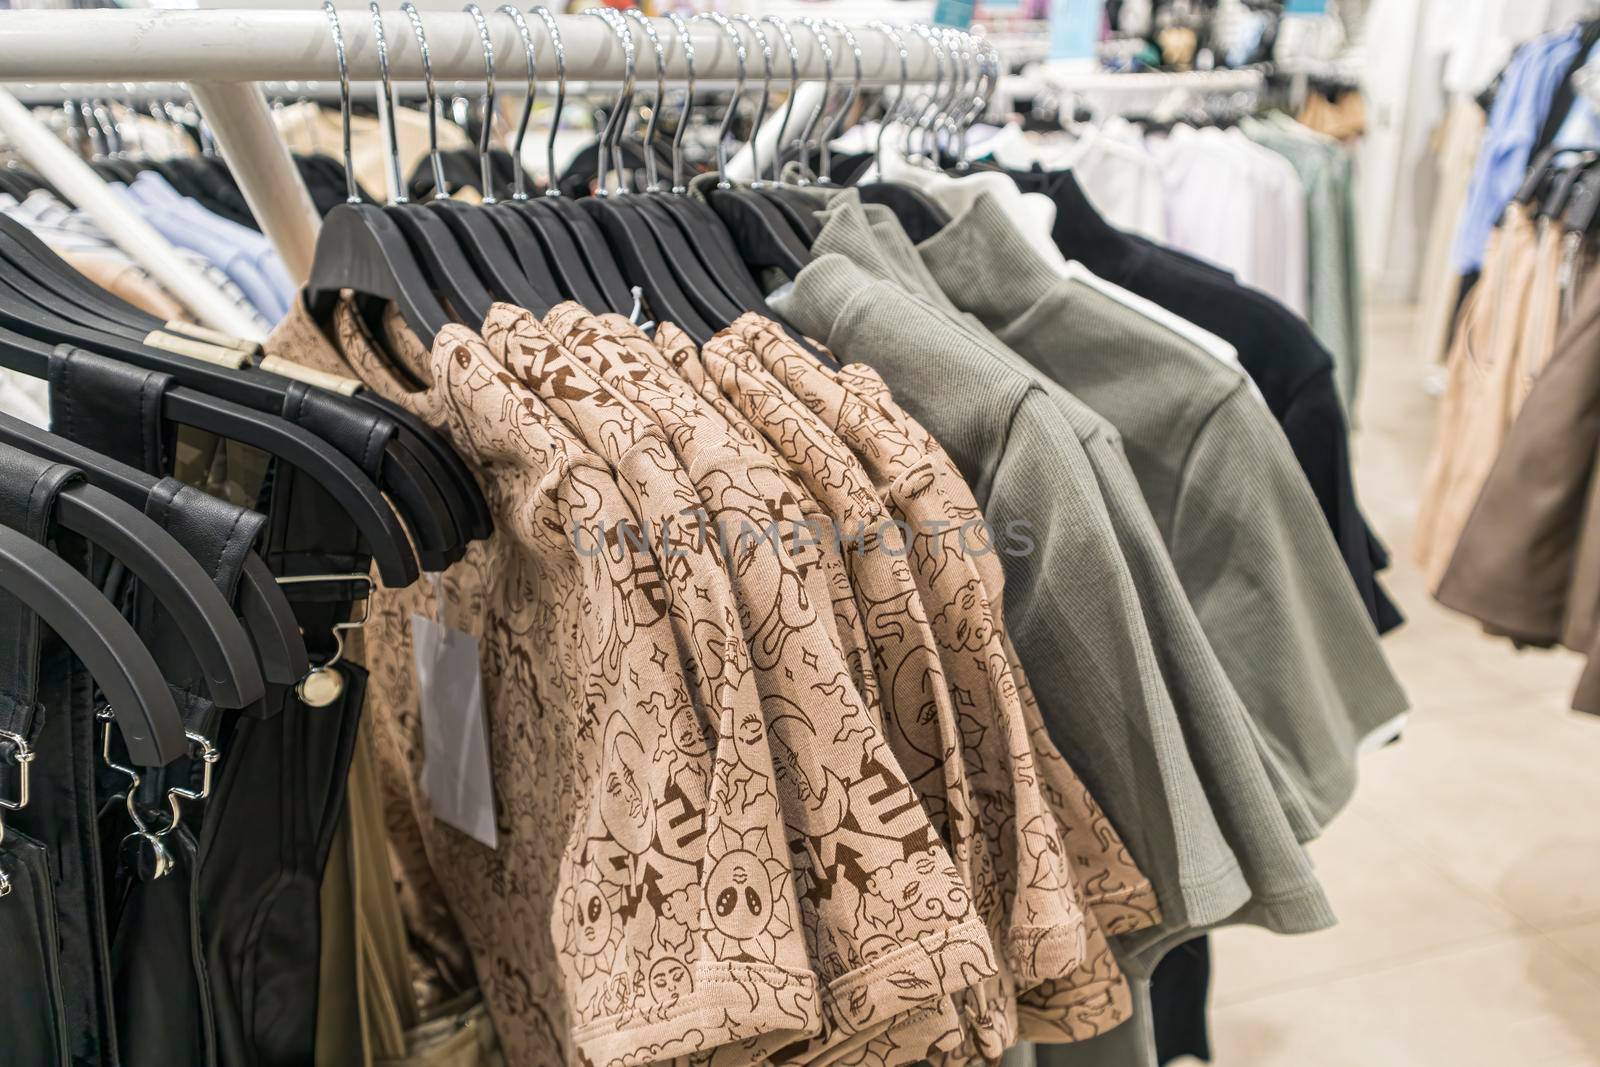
<box><xmin>413</xmin><ymin>613</ymin><xmax>498</xmax><ymax>849</ymax></box>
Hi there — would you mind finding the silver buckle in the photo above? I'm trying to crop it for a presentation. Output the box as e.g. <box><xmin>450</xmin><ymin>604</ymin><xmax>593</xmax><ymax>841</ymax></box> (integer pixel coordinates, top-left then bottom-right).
<box><xmin>0</xmin><ymin>728</ymin><xmax>35</xmax><ymax>859</ymax></box>
<box><xmin>276</xmin><ymin>573</ymin><xmax>374</xmax><ymax>706</ymax></box>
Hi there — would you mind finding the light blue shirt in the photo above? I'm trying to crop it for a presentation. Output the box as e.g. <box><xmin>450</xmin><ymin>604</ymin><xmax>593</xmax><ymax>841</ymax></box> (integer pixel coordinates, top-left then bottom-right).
<box><xmin>121</xmin><ymin>172</ymin><xmax>293</xmax><ymax>321</ymax></box>
<box><xmin>1451</xmin><ymin>27</ymin><xmax>1583</xmax><ymax>274</ymax></box>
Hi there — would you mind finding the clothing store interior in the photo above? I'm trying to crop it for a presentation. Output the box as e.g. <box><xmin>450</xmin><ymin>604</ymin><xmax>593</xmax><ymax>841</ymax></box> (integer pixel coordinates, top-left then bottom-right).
<box><xmin>0</xmin><ymin>0</ymin><xmax>1598</xmax><ymax>1064</ymax></box>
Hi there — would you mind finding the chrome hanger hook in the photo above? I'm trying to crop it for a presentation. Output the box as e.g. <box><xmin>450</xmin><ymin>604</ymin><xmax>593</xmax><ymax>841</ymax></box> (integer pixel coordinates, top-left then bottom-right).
<box><xmin>947</xmin><ymin>31</ymin><xmax>981</xmax><ymax>166</ymax></box>
<box><xmin>462</xmin><ymin>2</ymin><xmax>498</xmax><ymax>202</ymax></box>
<box><xmin>868</xmin><ymin>21</ymin><xmax>909</xmax><ymax>178</ymax></box>
<box><xmin>531</xmin><ymin>6</ymin><xmax>566</xmax><ymax>196</ymax></box>
<box><xmin>320</xmin><ymin>0</ymin><xmax>360</xmax><ymax>203</ymax></box>
<box><xmin>400</xmin><ymin>1</ymin><xmax>447</xmax><ymax>200</ymax></box>
<box><xmin>497</xmin><ymin>4</ymin><xmax>538</xmax><ymax>200</ymax></box>
<box><xmin>794</xmin><ymin>17</ymin><xmax>835</xmax><ymax>186</ymax></box>
<box><xmin>664</xmin><ymin>11</ymin><xmax>697</xmax><ymax>195</ymax></box>
<box><xmin>730</xmin><ymin>16</ymin><xmax>774</xmax><ymax>187</ymax></box>
<box><xmin>819</xmin><ymin>20</ymin><xmax>862</xmax><ymax>184</ymax></box>
<box><xmin>930</xmin><ymin>29</ymin><xmax>968</xmax><ymax>160</ymax></box>
<box><xmin>366</xmin><ymin>2</ymin><xmax>406</xmax><ymax>204</ymax></box>
<box><xmin>695</xmin><ymin>11</ymin><xmax>746</xmax><ymax>189</ymax></box>
<box><xmin>621</xmin><ymin>11</ymin><xmax>665</xmax><ymax>192</ymax></box>
<box><xmin>584</xmin><ymin>8</ymin><xmax>635</xmax><ymax>197</ymax></box>
<box><xmin>760</xmin><ymin>15</ymin><xmax>801</xmax><ymax>185</ymax></box>
<box><xmin>906</xmin><ymin>24</ymin><xmax>948</xmax><ymax>164</ymax></box>
<box><xmin>956</xmin><ymin>35</ymin><xmax>999</xmax><ymax>163</ymax></box>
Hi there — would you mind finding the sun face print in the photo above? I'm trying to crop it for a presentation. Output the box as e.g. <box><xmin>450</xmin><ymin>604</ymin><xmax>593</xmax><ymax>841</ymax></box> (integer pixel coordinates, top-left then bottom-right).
<box><xmin>563</xmin><ymin>876</ymin><xmax>625</xmax><ymax>981</ymax></box>
<box><xmin>702</xmin><ymin>826</ymin><xmax>794</xmax><ymax>966</ymax></box>
<box><xmin>647</xmin><ymin>956</ymin><xmax>693</xmax><ymax>1013</ymax></box>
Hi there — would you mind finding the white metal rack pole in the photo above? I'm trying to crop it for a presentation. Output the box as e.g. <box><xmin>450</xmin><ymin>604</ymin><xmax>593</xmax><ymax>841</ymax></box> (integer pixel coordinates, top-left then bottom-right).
<box><xmin>1</xmin><ymin>9</ymin><xmax>963</xmax><ymax>291</ymax></box>
<box><xmin>1</xmin><ymin>9</ymin><xmax>945</xmax><ymax>86</ymax></box>
<box><xmin>188</xmin><ymin>82</ymin><xmax>321</xmax><ymax>285</ymax></box>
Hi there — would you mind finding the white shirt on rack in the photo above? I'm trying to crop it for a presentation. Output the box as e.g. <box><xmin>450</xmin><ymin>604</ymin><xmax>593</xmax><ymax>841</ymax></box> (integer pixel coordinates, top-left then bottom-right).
<box><xmin>987</xmin><ymin>121</ymin><xmax>1169</xmax><ymax>242</ymax></box>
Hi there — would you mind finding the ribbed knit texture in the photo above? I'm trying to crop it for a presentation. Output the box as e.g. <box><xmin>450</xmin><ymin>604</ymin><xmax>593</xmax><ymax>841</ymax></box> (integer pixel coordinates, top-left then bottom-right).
<box><xmin>920</xmin><ymin>192</ymin><xmax>1410</xmax><ymax>835</ymax></box>
<box><xmin>812</xmin><ymin>194</ymin><xmax>1347</xmax><ymax>913</ymax></box>
<box><xmin>817</xmin><ymin>195</ymin><xmax>1327</xmax><ymax>848</ymax></box>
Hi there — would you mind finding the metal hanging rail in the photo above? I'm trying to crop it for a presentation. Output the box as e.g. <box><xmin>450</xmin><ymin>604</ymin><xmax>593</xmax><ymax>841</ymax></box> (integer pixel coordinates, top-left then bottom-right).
<box><xmin>0</xmin><ymin>8</ymin><xmax>979</xmax><ymax>303</ymax></box>
<box><xmin>0</xmin><ymin>9</ymin><xmax>947</xmax><ymax>85</ymax></box>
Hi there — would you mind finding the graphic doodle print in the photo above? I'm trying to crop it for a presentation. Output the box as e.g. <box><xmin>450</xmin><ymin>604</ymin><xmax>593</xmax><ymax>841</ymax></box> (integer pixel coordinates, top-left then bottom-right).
<box><xmin>268</xmin><ymin>299</ymin><xmax>808</xmax><ymax>1067</ymax></box>
<box><xmin>479</xmin><ymin>304</ymin><xmax>819</xmax><ymax>1065</ymax></box>
<box><xmin>697</xmin><ymin>329</ymin><xmax>1021</xmax><ymax>1057</ymax></box>
<box><xmin>624</xmin><ymin>320</ymin><xmax>885</xmax><ymax>718</ymax></box>
<box><xmin>832</xmin><ymin>360</ymin><xmax>1165</xmax><ymax>1042</ymax></box>
<box><xmin>716</xmin><ymin>316</ymin><xmax>1081</xmax><ymax>1057</ymax></box>
<box><xmin>539</xmin><ymin>310</ymin><xmax>1000</xmax><ymax>1067</ymax></box>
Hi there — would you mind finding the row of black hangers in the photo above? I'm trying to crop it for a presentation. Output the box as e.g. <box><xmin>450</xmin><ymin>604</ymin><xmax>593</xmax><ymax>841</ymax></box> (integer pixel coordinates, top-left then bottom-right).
<box><xmin>1512</xmin><ymin>143</ymin><xmax>1600</xmax><ymax>235</ymax></box>
<box><xmin>305</xmin><ymin>4</ymin><xmax>984</xmax><ymax>350</ymax></box>
<box><xmin>0</xmin><ymin>129</ymin><xmax>491</xmax><ymax>772</ymax></box>
<box><xmin>0</xmin><ymin>6</ymin><xmax>1000</xmax><ymax>784</ymax></box>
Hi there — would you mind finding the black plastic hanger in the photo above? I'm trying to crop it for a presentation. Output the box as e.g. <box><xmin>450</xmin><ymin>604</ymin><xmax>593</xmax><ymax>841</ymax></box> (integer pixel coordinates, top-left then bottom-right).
<box><xmin>525</xmin><ymin>6</ymin><xmax>646</xmax><ymax>315</ymax></box>
<box><xmin>579</xmin><ymin>10</ymin><xmax>717</xmax><ymax>340</ymax></box>
<box><xmin>0</xmin><ymin>408</ymin><xmax>307</xmax><ymax>689</ymax></box>
<box><xmin>307</xmin><ymin>200</ymin><xmax>454</xmax><ymax>344</ymax></box>
<box><xmin>0</xmin><ymin>525</ymin><xmax>186</xmax><ymax>765</ymax></box>
<box><xmin>50</xmin><ymin>478</ymin><xmax>265</xmax><ymax>709</ymax></box>
<box><xmin>848</xmin><ymin>23</ymin><xmax>954</xmax><ymax>245</ymax></box>
<box><xmin>0</xmin><ymin>213</ymin><xmax>467</xmax><ymax>573</ymax></box>
<box><xmin>612</xmin><ymin>12</ymin><xmax>748</xmax><ymax>326</ymax></box>
<box><xmin>642</xmin><ymin>15</ymin><xmax>787</xmax><ymax>316</ymax></box>
<box><xmin>347</xmin><ymin>4</ymin><xmax>494</xmax><ymax>329</ymax></box>
<box><xmin>0</xmin><ymin>293</ymin><xmax>417</xmax><ymax>587</ymax></box>
<box><xmin>307</xmin><ymin>2</ymin><xmax>454</xmax><ymax>342</ymax></box>
<box><xmin>751</xmin><ymin>15</ymin><xmax>826</xmax><ymax>245</ymax></box>
<box><xmin>694</xmin><ymin>13</ymin><xmax>811</xmax><ymax>281</ymax></box>
<box><xmin>489</xmin><ymin>3</ymin><xmax>610</xmax><ymax>310</ymax></box>
<box><xmin>0</xmin><ymin>216</ymin><xmax>172</xmax><ymax>331</ymax></box>
<box><xmin>399</xmin><ymin>3</ymin><xmax>559</xmax><ymax>316</ymax></box>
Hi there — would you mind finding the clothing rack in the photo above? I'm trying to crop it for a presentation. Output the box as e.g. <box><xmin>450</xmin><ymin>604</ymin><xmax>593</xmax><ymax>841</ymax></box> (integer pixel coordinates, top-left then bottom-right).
<box><xmin>1012</xmin><ymin>64</ymin><xmax>1266</xmax><ymax>123</ymax></box>
<box><xmin>0</xmin><ymin>8</ymin><xmax>961</xmax><ymax>297</ymax></box>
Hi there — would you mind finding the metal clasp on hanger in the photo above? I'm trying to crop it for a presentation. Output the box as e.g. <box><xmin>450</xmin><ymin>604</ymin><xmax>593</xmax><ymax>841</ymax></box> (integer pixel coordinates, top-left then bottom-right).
<box><xmin>0</xmin><ymin>728</ymin><xmax>35</xmax><ymax>896</ymax></box>
<box><xmin>276</xmin><ymin>572</ymin><xmax>374</xmax><ymax>707</ymax></box>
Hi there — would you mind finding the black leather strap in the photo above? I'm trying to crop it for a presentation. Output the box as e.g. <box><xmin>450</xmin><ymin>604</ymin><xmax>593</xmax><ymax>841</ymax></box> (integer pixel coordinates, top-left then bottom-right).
<box><xmin>49</xmin><ymin>344</ymin><xmax>176</xmax><ymax>478</ymax></box>
<box><xmin>145</xmin><ymin>479</ymin><xmax>262</xmax><ymax>609</ymax></box>
<box><xmin>47</xmin><ymin>348</ymin><xmax>263</xmax><ymax>729</ymax></box>
<box><xmin>0</xmin><ymin>829</ymin><xmax>72</xmax><ymax>1066</ymax></box>
<box><xmin>282</xmin><ymin>381</ymin><xmax>393</xmax><ymax>479</ymax></box>
<box><xmin>0</xmin><ymin>445</ymin><xmax>84</xmax><ymax>743</ymax></box>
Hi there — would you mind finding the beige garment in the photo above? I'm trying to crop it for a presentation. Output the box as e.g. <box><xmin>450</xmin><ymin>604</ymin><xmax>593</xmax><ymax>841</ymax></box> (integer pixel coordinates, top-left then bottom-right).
<box><xmin>1515</xmin><ymin>219</ymin><xmax>1568</xmax><ymax>407</ymax></box>
<box><xmin>319</xmin><ymin>719</ymin><xmax>505</xmax><ymax>1067</ymax></box>
<box><xmin>60</xmin><ymin>249</ymin><xmax>190</xmax><ymax>322</ymax></box>
<box><xmin>486</xmin><ymin>301</ymin><xmax>992</xmax><ymax>1064</ymax></box>
<box><xmin>268</xmin><ymin>299</ymin><xmax>820</xmax><ymax>1067</ymax></box>
<box><xmin>273</xmin><ymin>102</ymin><xmax>473</xmax><ymax>201</ymax></box>
<box><xmin>736</xmin><ymin>319</ymin><xmax>1159</xmax><ymax>1054</ymax></box>
<box><xmin>1413</xmin><ymin>100</ymin><xmax>1488</xmax><ymax>368</ymax></box>
<box><xmin>1298</xmin><ymin>90</ymin><xmax>1366</xmax><ymax>141</ymax></box>
<box><xmin>1414</xmin><ymin>204</ymin><xmax>1542</xmax><ymax>588</ymax></box>
<box><xmin>828</xmin><ymin>361</ymin><xmax>1163</xmax><ymax>1034</ymax></box>
<box><xmin>703</xmin><ymin>327</ymin><xmax>1098</xmax><ymax>1061</ymax></box>
<box><xmin>648</xmin><ymin>325</ymin><xmax>888</xmax><ymax>736</ymax></box>
<box><xmin>535</xmin><ymin>309</ymin><xmax>996</xmax><ymax>1067</ymax></box>
<box><xmin>372</xmin><ymin>994</ymin><xmax>502</xmax><ymax>1067</ymax></box>
<box><xmin>1436</xmin><ymin>260</ymin><xmax>1600</xmax><ymax>646</ymax></box>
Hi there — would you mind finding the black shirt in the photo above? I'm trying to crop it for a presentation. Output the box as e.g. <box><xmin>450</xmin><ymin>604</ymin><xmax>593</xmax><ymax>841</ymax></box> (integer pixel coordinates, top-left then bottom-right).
<box><xmin>1009</xmin><ymin>167</ymin><xmax>1402</xmax><ymax>635</ymax></box>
